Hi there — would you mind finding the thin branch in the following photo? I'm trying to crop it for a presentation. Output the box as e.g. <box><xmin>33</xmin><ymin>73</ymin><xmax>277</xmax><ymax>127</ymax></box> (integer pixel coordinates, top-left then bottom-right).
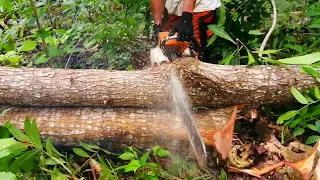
<box><xmin>259</xmin><ymin>0</ymin><xmax>277</xmax><ymax>58</ymax></box>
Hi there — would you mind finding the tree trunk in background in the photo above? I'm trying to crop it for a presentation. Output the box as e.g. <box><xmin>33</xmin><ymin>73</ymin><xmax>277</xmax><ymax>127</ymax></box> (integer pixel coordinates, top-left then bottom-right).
<box><xmin>0</xmin><ymin>106</ymin><xmax>233</xmax><ymax>153</ymax></box>
<box><xmin>0</xmin><ymin>58</ymin><xmax>317</xmax><ymax>108</ymax></box>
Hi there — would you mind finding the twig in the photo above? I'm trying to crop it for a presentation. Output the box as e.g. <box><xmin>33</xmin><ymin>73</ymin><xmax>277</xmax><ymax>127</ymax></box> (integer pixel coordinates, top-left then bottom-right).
<box><xmin>259</xmin><ymin>0</ymin><xmax>277</xmax><ymax>58</ymax></box>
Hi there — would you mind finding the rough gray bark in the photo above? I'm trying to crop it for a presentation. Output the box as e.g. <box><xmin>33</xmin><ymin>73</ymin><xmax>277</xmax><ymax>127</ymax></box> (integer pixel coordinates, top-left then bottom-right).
<box><xmin>0</xmin><ymin>106</ymin><xmax>233</xmax><ymax>152</ymax></box>
<box><xmin>0</xmin><ymin>58</ymin><xmax>317</xmax><ymax>108</ymax></box>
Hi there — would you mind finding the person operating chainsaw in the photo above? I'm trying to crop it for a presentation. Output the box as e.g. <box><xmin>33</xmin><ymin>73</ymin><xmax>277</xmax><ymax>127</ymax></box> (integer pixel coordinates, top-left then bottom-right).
<box><xmin>150</xmin><ymin>0</ymin><xmax>221</xmax><ymax>63</ymax></box>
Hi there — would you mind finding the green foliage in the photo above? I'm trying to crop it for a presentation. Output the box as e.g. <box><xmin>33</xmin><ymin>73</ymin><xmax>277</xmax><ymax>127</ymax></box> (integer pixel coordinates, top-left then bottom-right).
<box><xmin>277</xmin><ymin>67</ymin><xmax>320</xmax><ymax>144</ymax></box>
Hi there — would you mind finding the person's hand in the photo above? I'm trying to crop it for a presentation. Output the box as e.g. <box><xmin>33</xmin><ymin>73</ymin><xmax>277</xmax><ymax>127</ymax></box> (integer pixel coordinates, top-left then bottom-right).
<box><xmin>152</xmin><ymin>24</ymin><xmax>163</xmax><ymax>45</ymax></box>
<box><xmin>169</xmin><ymin>12</ymin><xmax>194</xmax><ymax>42</ymax></box>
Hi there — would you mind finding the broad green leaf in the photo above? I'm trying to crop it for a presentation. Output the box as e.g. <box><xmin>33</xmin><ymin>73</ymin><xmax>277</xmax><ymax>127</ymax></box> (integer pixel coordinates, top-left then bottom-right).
<box><xmin>0</xmin><ymin>126</ymin><xmax>11</xmax><ymax>138</ymax></box>
<box><xmin>146</xmin><ymin>175</ymin><xmax>158</xmax><ymax>180</ymax></box>
<box><xmin>277</xmin><ymin>110</ymin><xmax>298</xmax><ymax>124</ymax></box>
<box><xmin>284</xmin><ymin>44</ymin><xmax>303</xmax><ymax>53</ymax></box>
<box><xmin>119</xmin><ymin>152</ymin><xmax>135</xmax><ymax>160</ymax></box>
<box><xmin>276</xmin><ymin>52</ymin><xmax>320</xmax><ymax>65</ymax></box>
<box><xmin>152</xmin><ymin>146</ymin><xmax>169</xmax><ymax>157</ymax></box>
<box><xmin>139</xmin><ymin>151</ymin><xmax>150</xmax><ymax>165</ymax></box>
<box><xmin>9</xmin><ymin>149</ymin><xmax>39</xmax><ymax>173</ymax></box>
<box><xmin>34</xmin><ymin>55</ymin><xmax>49</xmax><ymax>65</ymax></box>
<box><xmin>18</xmin><ymin>41</ymin><xmax>37</xmax><ymax>52</ymax></box>
<box><xmin>145</xmin><ymin>162</ymin><xmax>158</xmax><ymax>168</ymax></box>
<box><xmin>0</xmin><ymin>138</ymin><xmax>18</xmax><ymax>151</ymax></box>
<box><xmin>301</xmin><ymin>66</ymin><xmax>320</xmax><ymax>78</ymax></box>
<box><xmin>301</xmin><ymin>92</ymin><xmax>315</xmax><ymax>103</ymax></box>
<box><xmin>284</xmin><ymin>36</ymin><xmax>296</xmax><ymax>42</ymax></box>
<box><xmin>79</xmin><ymin>141</ymin><xmax>100</xmax><ymax>152</ymax></box>
<box><xmin>291</xmin><ymin>87</ymin><xmax>309</xmax><ymax>104</ymax></box>
<box><xmin>307</xmin><ymin>124</ymin><xmax>317</xmax><ymax>131</ymax></box>
<box><xmin>305</xmin><ymin>135</ymin><xmax>320</xmax><ymax>145</ymax></box>
<box><xmin>293</xmin><ymin>127</ymin><xmax>305</xmax><ymax>137</ymax></box>
<box><xmin>6</xmin><ymin>143</ymin><xmax>29</xmax><ymax>156</ymax></box>
<box><xmin>4</xmin><ymin>121</ymin><xmax>30</xmax><ymax>143</ymax></box>
<box><xmin>0</xmin><ymin>172</ymin><xmax>16</xmax><ymax>180</ymax></box>
<box><xmin>314</xmin><ymin>86</ymin><xmax>320</xmax><ymax>100</ymax></box>
<box><xmin>309</xmin><ymin>24</ymin><xmax>320</xmax><ymax>29</ymax></box>
<box><xmin>316</xmin><ymin>120</ymin><xmax>320</xmax><ymax>132</ymax></box>
<box><xmin>217</xmin><ymin>4</ymin><xmax>226</xmax><ymax>26</ymax></box>
<box><xmin>83</xmin><ymin>39</ymin><xmax>97</xmax><ymax>49</ymax></box>
<box><xmin>207</xmin><ymin>25</ymin><xmax>236</xmax><ymax>44</ymax></box>
<box><xmin>48</xmin><ymin>46</ymin><xmax>60</xmax><ymax>57</ymax></box>
<box><xmin>72</xmin><ymin>148</ymin><xmax>90</xmax><ymax>158</ymax></box>
<box><xmin>207</xmin><ymin>34</ymin><xmax>217</xmax><ymax>46</ymax></box>
<box><xmin>0</xmin><ymin>0</ymin><xmax>13</xmax><ymax>12</ymax></box>
<box><xmin>304</xmin><ymin>10</ymin><xmax>320</xmax><ymax>17</ymax></box>
<box><xmin>246</xmin><ymin>49</ymin><xmax>255</xmax><ymax>65</ymax></box>
<box><xmin>123</xmin><ymin>160</ymin><xmax>141</xmax><ymax>172</ymax></box>
<box><xmin>289</xmin><ymin>119</ymin><xmax>301</xmax><ymax>128</ymax></box>
<box><xmin>0</xmin><ymin>149</ymin><xmax>10</xmax><ymax>159</ymax></box>
<box><xmin>24</xmin><ymin>118</ymin><xmax>42</xmax><ymax>150</ymax></box>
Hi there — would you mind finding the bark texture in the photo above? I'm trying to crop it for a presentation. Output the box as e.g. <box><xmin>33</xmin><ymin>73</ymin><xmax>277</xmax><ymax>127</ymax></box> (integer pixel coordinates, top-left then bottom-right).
<box><xmin>0</xmin><ymin>106</ymin><xmax>233</xmax><ymax>152</ymax></box>
<box><xmin>0</xmin><ymin>58</ymin><xmax>318</xmax><ymax>108</ymax></box>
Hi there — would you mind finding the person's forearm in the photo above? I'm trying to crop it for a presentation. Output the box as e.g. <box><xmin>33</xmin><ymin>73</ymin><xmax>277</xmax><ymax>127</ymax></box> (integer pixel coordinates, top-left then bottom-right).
<box><xmin>150</xmin><ymin>0</ymin><xmax>164</xmax><ymax>25</ymax></box>
<box><xmin>183</xmin><ymin>0</ymin><xmax>196</xmax><ymax>13</ymax></box>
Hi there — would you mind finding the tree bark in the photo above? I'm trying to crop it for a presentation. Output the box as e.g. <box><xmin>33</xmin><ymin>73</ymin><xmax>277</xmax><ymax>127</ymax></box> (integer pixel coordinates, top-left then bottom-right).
<box><xmin>0</xmin><ymin>58</ymin><xmax>317</xmax><ymax>108</ymax></box>
<box><xmin>0</xmin><ymin>106</ymin><xmax>233</xmax><ymax>152</ymax></box>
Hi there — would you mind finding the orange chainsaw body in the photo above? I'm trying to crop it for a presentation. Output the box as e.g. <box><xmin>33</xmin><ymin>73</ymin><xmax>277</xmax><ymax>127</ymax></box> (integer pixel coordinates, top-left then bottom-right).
<box><xmin>158</xmin><ymin>32</ymin><xmax>189</xmax><ymax>53</ymax></box>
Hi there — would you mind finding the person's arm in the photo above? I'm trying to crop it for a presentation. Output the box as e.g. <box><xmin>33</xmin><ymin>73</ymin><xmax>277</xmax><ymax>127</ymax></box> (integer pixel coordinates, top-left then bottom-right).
<box><xmin>150</xmin><ymin>0</ymin><xmax>165</xmax><ymax>25</ymax></box>
<box><xmin>183</xmin><ymin>0</ymin><xmax>196</xmax><ymax>13</ymax></box>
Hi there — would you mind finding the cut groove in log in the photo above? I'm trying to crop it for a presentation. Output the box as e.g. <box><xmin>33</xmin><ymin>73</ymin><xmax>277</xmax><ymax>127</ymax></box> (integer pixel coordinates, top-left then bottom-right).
<box><xmin>0</xmin><ymin>58</ymin><xmax>317</xmax><ymax>108</ymax></box>
<box><xmin>0</xmin><ymin>106</ymin><xmax>233</xmax><ymax>152</ymax></box>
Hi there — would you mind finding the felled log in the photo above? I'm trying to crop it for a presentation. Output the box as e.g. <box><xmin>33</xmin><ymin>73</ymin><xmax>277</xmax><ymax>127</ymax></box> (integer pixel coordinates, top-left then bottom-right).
<box><xmin>0</xmin><ymin>106</ymin><xmax>233</xmax><ymax>152</ymax></box>
<box><xmin>0</xmin><ymin>58</ymin><xmax>317</xmax><ymax>108</ymax></box>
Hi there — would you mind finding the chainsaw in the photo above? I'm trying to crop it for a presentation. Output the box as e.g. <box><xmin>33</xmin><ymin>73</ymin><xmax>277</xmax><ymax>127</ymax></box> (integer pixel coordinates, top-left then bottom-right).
<box><xmin>158</xmin><ymin>32</ymin><xmax>200</xmax><ymax>60</ymax></box>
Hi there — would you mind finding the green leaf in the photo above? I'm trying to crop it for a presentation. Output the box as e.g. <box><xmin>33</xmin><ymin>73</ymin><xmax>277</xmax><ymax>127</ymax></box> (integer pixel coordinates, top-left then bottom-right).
<box><xmin>0</xmin><ymin>138</ymin><xmax>18</xmax><ymax>151</ymax></box>
<box><xmin>79</xmin><ymin>141</ymin><xmax>100</xmax><ymax>152</ymax></box>
<box><xmin>0</xmin><ymin>0</ymin><xmax>13</xmax><ymax>12</ymax></box>
<box><xmin>283</xmin><ymin>44</ymin><xmax>303</xmax><ymax>53</ymax></box>
<box><xmin>309</xmin><ymin>24</ymin><xmax>320</xmax><ymax>29</ymax></box>
<box><xmin>305</xmin><ymin>135</ymin><xmax>320</xmax><ymax>145</ymax></box>
<box><xmin>24</xmin><ymin>118</ymin><xmax>42</xmax><ymax>150</ymax></box>
<box><xmin>307</xmin><ymin>124</ymin><xmax>317</xmax><ymax>131</ymax></box>
<box><xmin>316</xmin><ymin>120</ymin><xmax>320</xmax><ymax>132</ymax></box>
<box><xmin>9</xmin><ymin>149</ymin><xmax>39</xmax><ymax>173</ymax></box>
<box><xmin>289</xmin><ymin>119</ymin><xmax>302</xmax><ymax>129</ymax></box>
<box><xmin>301</xmin><ymin>66</ymin><xmax>320</xmax><ymax>78</ymax></box>
<box><xmin>0</xmin><ymin>172</ymin><xmax>17</xmax><ymax>180</ymax></box>
<box><xmin>139</xmin><ymin>151</ymin><xmax>150</xmax><ymax>165</ymax></box>
<box><xmin>72</xmin><ymin>148</ymin><xmax>90</xmax><ymax>158</ymax></box>
<box><xmin>145</xmin><ymin>162</ymin><xmax>158</xmax><ymax>169</ymax></box>
<box><xmin>83</xmin><ymin>39</ymin><xmax>97</xmax><ymax>49</ymax></box>
<box><xmin>34</xmin><ymin>55</ymin><xmax>49</xmax><ymax>65</ymax></box>
<box><xmin>207</xmin><ymin>25</ymin><xmax>236</xmax><ymax>45</ymax></box>
<box><xmin>216</xmin><ymin>4</ymin><xmax>226</xmax><ymax>27</ymax></box>
<box><xmin>291</xmin><ymin>87</ymin><xmax>309</xmax><ymax>104</ymax></box>
<box><xmin>284</xmin><ymin>36</ymin><xmax>296</xmax><ymax>42</ymax></box>
<box><xmin>119</xmin><ymin>152</ymin><xmax>135</xmax><ymax>160</ymax></box>
<box><xmin>219</xmin><ymin>169</ymin><xmax>228</xmax><ymax>180</ymax></box>
<box><xmin>146</xmin><ymin>175</ymin><xmax>158</xmax><ymax>180</ymax></box>
<box><xmin>302</xmin><ymin>92</ymin><xmax>315</xmax><ymax>103</ymax></box>
<box><xmin>293</xmin><ymin>127</ymin><xmax>305</xmax><ymax>137</ymax></box>
<box><xmin>4</xmin><ymin>121</ymin><xmax>30</xmax><ymax>143</ymax></box>
<box><xmin>18</xmin><ymin>41</ymin><xmax>37</xmax><ymax>52</ymax></box>
<box><xmin>277</xmin><ymin>110</ymin><xmax>298</xmax><ymax>124</ymax></box>
<box><xmin>246</xmin><ymin>49</ymin><xmax>255</xmax><ymax>65</ymax></box>
<box><xmin>123</xmin><ymin>160</ymin><xmax>141</xmax><ymax>172</ymax></box>
<box><xmin>249</xmin><ymin>30</ymin><xmax>264</xmax><ymax>35</ymax></box>
<box><xmin>252</xmin><ymin>49</ymin><xmax>282</xmax><ymax>55</ymax></box>
<box><xmin>48</xmin><ymin>46</ymin><xmax>60</xmax><ymax>57</ymax></box>
<box><xmin>219</xmin><ymin>51</ymin><xmax>235</xmax><ymax>65</ymax></box>
<box><xmin>276</xmin><ymin>52</ymin><xmax>320</xmax><ymax>65</ymax></box>
<box><xmin>46</xmin><ymin>137</ymin><xmax>65</xmax><ymax>157</ymax></box>
<box><xmin>314</xmin><ymin>86</ymin><xmax>320</xmax><ymax>100</ymax></box>
<box><xmin>152</xmin><ymin>146</ymin><xmax>169</xmax><ymax>157</ymax></box>
<box><xmin>6</xmin><ymin>143</ymin><xmax>29</xmax><ymax>156</ymax></box>
<box><xmin>51</xmin><ymin>166</ymin><xmax>69</xmax><ymax>180</ymax></box>
<box><xmin>304</xmin><ymin>10</ymin><xmax>320</xmax><ymax>17</ymax></box>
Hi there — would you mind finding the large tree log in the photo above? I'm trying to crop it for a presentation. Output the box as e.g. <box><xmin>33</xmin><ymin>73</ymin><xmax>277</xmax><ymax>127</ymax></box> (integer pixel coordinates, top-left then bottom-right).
<box><xmin>0</xmin><ymin>58</ymin><xmax>317</xmax><ymax>108</ymax></box>
<box><xmin>0</xmin><ymin>106</ymin><xmax>233</xmax><ymax>152</ymax></box>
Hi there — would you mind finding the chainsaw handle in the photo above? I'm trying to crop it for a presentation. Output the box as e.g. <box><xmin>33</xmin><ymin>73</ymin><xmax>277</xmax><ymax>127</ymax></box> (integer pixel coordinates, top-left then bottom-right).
<box><xmin>160</xmin><ymin>35</ymin><xmax>200</xmax><ymax>52</ymax></box>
